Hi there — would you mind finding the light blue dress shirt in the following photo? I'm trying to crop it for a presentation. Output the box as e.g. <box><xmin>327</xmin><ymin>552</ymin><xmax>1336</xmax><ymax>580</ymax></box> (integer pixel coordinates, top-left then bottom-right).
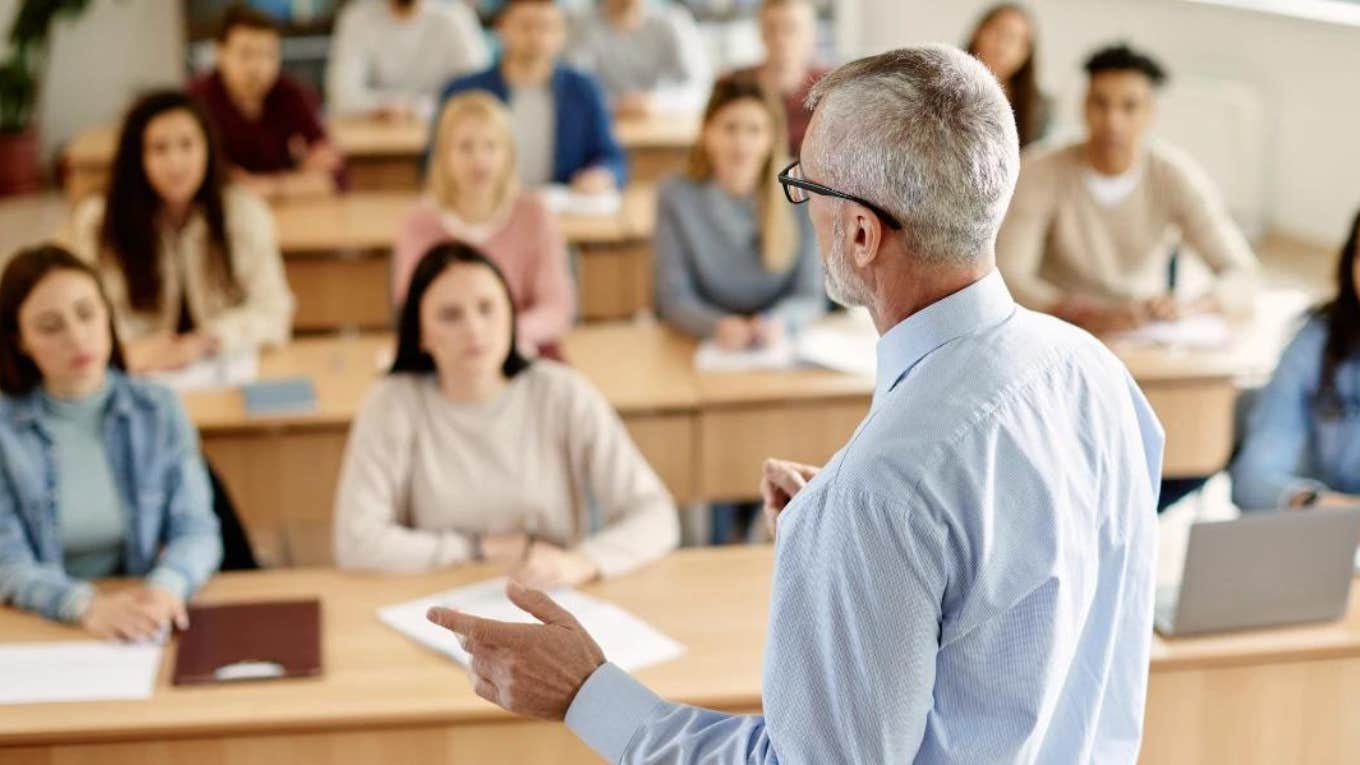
<box><xmin>565</xmin><ymin>271</ymin><xmax>1164</xmax><ymax>763</ymax></box>
<box><xmin>1231</xmin><ymin>315</ymin><xmax>1360</xmax><ymax>510</ymax></box>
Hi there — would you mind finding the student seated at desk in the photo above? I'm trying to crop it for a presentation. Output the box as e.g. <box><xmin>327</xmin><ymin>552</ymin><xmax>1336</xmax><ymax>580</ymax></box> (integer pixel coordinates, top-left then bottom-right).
<box><xmin>394</xmin><ymin>92</ymin><xmax>573</xmax><ymax>352</ymax></box>
<box><xmin>63</xmin><ymin>91</ymin><xmax>294</xmax><ymax>374</ymax></box>
<box><xmin>654</xmin><ymin>74</ymin><xmax>824</xmax><ymax>350</ymax></box>
<box><xmin>965</xmin><ymin>3</ymin><xmax>1050</xmax><ymax>148</ymax></box>
<box><xmin>995</xmin><ymin>43</ymin><xmax>1258</xmax><ymax>334</ymax></box>
<box><xmin>326</xmin><ymin>0</ymin><xmax>489</xmax><ymax>121</ymax></box>
<box><xmin>729</xmin><ymin>0</ymin><xmax>828</xmax><ymax>156</ymax></box>
<box><xmin>566</xmin><ymin>0</ymin><xmax>711</xmax><ymax>117</ymax></box>
<box><xmin>0</xmin><ymin>246</ymin><xmax>221</xmax><ymax>640</ymax></box>
<box><xmin>435</xmin><ymin>0</ymin><xmax>627</xmax><ymax>192</ymax></box>
<box><xmin>1232</xmin><ymin>210</ymin><xmax>1360</xmax><ymax>512</ymax></box>
<box><xmin>334</xmin><ymin>243</ymin><xmax>677</xmax><ymax>586</ymax></box>
<box><xmin>189</xmin><ymin>3</ymin><xmax>343</xmax><ymax>199</ymax></box>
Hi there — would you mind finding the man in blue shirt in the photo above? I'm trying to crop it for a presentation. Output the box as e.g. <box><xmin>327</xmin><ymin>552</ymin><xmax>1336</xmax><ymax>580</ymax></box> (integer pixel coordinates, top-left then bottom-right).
<box><xmin>429</xmin><ymin>45</ymin><xmax>1164</xmax><ymax>763</ymax></box>
<box><xmin>430</xmin><ymin>0</ymin><xmax>628</xmax><ymax>191</ymax></box>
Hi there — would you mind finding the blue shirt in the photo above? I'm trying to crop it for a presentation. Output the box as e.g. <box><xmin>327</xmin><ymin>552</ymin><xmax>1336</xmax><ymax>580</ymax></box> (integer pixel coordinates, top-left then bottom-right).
<box><xmin>432</xmin><ymin>63</ymin><xmax>629</xmax><ymax>187</ymax></box>
<box><xmin>0</xmin><ymin>372</ymin><xmax>221</xmax><ymax>623</ymax></box>
<box><xmin>565</xmin><ymin>271</ymin><xmax>1164</xmax><ymax>763</ymax></box>
<box><xmin>1231</xmin><ymin>315</ymin><xmax>1360</xmax><ymax>509</ymax></box>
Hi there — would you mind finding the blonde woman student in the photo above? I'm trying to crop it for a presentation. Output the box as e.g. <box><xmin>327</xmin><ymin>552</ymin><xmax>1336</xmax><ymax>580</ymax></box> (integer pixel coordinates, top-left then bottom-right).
<box><xmin>653</xmin><ymin>73</ymin><xmax>824</xmax><ymax>352</ymax></box>
<box><xmin>393</xmin><ymin>91</ymin><xmax>574</xmax><ymax>354</ymax></box>
<box><xmin>335</xmin><ymin>242</ymin><xmax>677</xmax><ymax>587</ymax></box>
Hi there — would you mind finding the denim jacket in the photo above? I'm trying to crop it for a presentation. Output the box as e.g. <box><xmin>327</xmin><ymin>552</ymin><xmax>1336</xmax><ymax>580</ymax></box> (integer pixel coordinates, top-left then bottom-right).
<box><xmin>0</xmin><ymin>371</ymin><xmax>221</xmax><ymax>622</ymax></box>
<box><xmin>1231</xmin><ymin>315</ymin><xmax>1360</xmax><ymax>509</ymax></box>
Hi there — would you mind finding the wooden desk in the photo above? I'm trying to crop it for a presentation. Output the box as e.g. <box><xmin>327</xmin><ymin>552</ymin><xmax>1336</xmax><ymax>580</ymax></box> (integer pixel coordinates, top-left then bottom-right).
<box><xmin>0</xmin><ymin>547</ymin><xmax>769</xmax><ymax>765</ymax></box>
<box><xmin>272</xmin><ymin>187</ymin><xmax>658</xmax><ymax>331</ymax></box>
<box><xmin>4</xmin><ymin>549</ymin><xmax>1357</xmax><ymax>764</ymax></box>
<box><xmin>183</xmin><ymin>321</ymin><xmax>1280</xmax><ymax>563</ymax></box>
<box><xmin>63</xmin><ymin>113</ymin><xmax>698</xmax><ymax>199</ymax></box>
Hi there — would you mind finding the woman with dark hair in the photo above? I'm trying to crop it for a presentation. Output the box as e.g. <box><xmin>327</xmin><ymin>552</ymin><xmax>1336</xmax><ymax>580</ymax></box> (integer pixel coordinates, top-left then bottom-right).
<box><xmin>0</xmin><ymin>245</ymin><xmax>221</xmax><ymax>637</ymax></box>
<box><xmin>62</xmin><ymin>89</ymin><xmax>293</xmax><ymax>374</ymax></box>
<box><xmin>966</xmin><ymin>3</ymin><xmax>1049</xmax><ymax>148</ymax></box>
<box><xmin>1231</xmin><ymin>211</ymin><xmax>1360</xmax><ymax>511</ymax></box>
<box><xmin>333</xmin><ymin>242</ymin><xmax>677</xmax><ymax>586</ymax></box>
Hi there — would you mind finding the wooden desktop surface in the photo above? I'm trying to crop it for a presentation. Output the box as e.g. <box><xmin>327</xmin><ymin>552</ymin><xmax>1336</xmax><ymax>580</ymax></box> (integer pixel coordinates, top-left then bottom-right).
<box><xmin>3</xmin><ymin>547</ymin><xmax>1357</xmax><ymax>764</ymax></box>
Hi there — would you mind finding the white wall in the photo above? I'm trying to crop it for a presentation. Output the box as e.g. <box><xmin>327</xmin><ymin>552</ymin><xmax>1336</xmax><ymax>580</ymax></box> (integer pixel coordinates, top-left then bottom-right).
<box><xmin>0</xmin><ymin>0</ymin><xmax>184</xmax><ymax>161</ymax></box>
<box><xmin>852</xmin><ymin>0</ymin><xmax>1360</xmax><ymax>245</ymax></box>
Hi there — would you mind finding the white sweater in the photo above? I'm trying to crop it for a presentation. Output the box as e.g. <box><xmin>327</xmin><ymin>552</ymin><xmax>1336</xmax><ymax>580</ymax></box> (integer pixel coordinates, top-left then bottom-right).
<box><xmin>333</xmin><ymin>362</ymin><xmax>679</xmax><ymax>576</ymax></box>
<box><xmin>325</xmin><ymin>0</ymin><xmax>489</xmax><ymax>117</ymax></box>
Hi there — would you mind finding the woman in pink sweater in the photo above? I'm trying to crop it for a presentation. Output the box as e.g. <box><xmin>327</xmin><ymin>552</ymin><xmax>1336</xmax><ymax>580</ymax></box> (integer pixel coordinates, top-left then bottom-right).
<box><xmin>393</xmin><ymin>92</ymin><xmax>574</xmax><ymax>352</ymax></box>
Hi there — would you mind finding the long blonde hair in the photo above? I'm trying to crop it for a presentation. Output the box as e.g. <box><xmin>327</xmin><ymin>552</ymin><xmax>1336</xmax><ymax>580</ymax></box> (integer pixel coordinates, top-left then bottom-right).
<box><xmin>427</xmin><ymin>91</ymin><xmax>520</xmax><ymax>213</ymax></box>
<box><xmin>687</xmin><ymin>74</ymin><xmax>796</xmax><ymax>272</ymax></box>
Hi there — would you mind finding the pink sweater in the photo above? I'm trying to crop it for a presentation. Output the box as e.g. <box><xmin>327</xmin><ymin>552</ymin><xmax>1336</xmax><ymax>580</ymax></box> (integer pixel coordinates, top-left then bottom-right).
<box><xmin>392</xmin><ymin>193</ymin><xmax>575</xmax><ymax>350</ymax></box>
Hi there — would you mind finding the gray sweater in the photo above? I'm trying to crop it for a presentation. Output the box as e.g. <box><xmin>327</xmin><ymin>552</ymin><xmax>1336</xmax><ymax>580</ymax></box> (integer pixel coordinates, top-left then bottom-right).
<box><xmin>652</xmin><ymin>175</ymin><xmax>826</xmax><ymax>338</ymax></box>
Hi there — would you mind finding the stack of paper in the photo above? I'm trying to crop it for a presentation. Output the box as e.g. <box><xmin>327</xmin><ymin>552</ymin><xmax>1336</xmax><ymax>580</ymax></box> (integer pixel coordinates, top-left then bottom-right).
<box><xmin>795</xmin><ymin>309</ymin><xmax>879</xmax><ymax>378</ymax></box>
<box><xmin>1111</xmin><ymin>314</ymin><xmax>1232</xmax><ymax>349</ymax></box>
<box><xmin>378</xmin><ymin>577</ymin><xmax>684</xmax><ymax>672</ymax></box>
<box><xmin>693</xmin><ymin>335</ymin><xmax>796</xmax><ymax>372</ymax></box>
<box><xmin>146</xmin><ymin>352</ymin><xmax>259</xmax><ymax>392</ymax></box>
<box><xmin>0</xmin><ymin>641</ymin><xmax>162</xmax><ymax>705</ymax></box>
<box><xmin>539</xmin><ymin>186</ymin><xmax>623</xmax><ymax>218</ymax></box>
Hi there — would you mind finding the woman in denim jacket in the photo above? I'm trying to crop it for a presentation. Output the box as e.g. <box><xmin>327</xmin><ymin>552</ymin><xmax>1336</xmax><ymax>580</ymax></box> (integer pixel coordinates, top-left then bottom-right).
<box><xmin>1232</xmin><ymin>210</ymin><xmax>1360</xmax><ymax>511</ymax></box>
<box><xmin>0</xmin><ymin>245</ymin><xmax>221</xmax><ymax>639</ymax></box>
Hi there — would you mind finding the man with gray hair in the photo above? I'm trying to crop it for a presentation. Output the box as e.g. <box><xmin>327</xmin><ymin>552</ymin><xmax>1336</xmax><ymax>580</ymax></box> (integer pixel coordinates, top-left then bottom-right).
<box><xmin>428</xmin><ymin>45</ymin><xmax>1164</xmax><ymax>763</ymax></box>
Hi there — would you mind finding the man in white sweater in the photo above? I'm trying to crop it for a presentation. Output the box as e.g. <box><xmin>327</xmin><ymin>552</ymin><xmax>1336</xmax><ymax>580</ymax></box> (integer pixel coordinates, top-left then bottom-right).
<box><xmin>326</xmin><ymin>0</ymin><xmax>489</xmax><ymax>121</ymax></box>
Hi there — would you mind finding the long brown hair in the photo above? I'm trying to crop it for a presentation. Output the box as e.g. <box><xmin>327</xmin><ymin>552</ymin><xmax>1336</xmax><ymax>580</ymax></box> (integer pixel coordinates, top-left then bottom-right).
<box><xmin>687</xmin><ymin>74</ymin><xmax>795</xmax><ymax>272</ymax></box>
<box><xmin>1315</xmin><ymin>209</ymin><xmax>1360</xmax><ymax>416</ymax></box>
<box><xmin>100</xmin><ymin>90</ymin><xmax>241</xmax><ymax>313</ymax></box>
<box><xmin>966</xmin><ymin>3</ymin><xmax>1044</xmax><ymax>147</ymax></box>
<box><xmin>0</xmin><ymin>245</ymin><xmax>127</xmax><ymax>396</ymax></box>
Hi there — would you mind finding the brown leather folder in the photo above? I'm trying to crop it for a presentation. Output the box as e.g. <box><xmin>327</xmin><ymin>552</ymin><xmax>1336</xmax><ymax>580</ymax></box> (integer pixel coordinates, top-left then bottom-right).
<box><xmin>172</xmin><ymin>599</ymin><xmax>323</xmax><ymax>686</ymax></box>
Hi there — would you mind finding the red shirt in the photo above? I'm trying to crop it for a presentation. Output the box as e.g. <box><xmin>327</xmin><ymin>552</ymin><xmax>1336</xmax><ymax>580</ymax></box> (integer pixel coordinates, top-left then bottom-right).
<box><xmin>733</xmin><ymin>64</ymin><xmax>830</xmax><ymax>157</ymax></box>
<box><xmin>188</xmin><ymin>71</ymin><xmax>329</xmax><ymax>174</ymax></box>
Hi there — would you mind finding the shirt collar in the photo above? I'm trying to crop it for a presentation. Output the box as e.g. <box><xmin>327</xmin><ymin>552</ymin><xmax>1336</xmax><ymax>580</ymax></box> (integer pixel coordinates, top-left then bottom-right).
<box><xmin>874</xmin><ymin>270</ymin><xmax>1017</xmax><ymax>400</ymax></box>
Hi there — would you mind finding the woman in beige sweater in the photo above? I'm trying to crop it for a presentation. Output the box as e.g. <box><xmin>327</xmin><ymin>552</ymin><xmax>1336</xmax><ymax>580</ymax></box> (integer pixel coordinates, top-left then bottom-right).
<box><xmin>333</xmin><ymin>242</ymin><xmax>677</xmax><ymax>587</ymax></box>
<box><xmin>63</xmin><ymin>91</ymin><xmax>293</xmax><ymax>373</ymax></box>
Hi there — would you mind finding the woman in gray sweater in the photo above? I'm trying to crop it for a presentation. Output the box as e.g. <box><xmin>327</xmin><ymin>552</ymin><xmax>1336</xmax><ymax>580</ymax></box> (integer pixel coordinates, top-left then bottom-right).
<box><xmin>653</xmin><ymin>74</ymin><xmax>825</xmax><ymax>351</ymax></box>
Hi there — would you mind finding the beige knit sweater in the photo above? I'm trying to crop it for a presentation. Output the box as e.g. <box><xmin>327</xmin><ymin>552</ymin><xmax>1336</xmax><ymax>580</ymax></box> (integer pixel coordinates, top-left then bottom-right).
<box><xmin>332</xmin><ymin>362</ymin><xmax>678</xmax><ymax>576</ymax></box>
<box><xmin>996</xmin><ymin>141</ymin><xmax>1258</xmax><ymax>312</ymax></box>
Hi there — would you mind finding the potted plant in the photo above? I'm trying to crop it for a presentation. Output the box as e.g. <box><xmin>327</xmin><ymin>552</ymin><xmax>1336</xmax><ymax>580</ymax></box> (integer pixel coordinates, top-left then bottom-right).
<box><xmin>0</xmin><ymin>0</ymin><xmax>93</xmax><ymax>195</ymax></box>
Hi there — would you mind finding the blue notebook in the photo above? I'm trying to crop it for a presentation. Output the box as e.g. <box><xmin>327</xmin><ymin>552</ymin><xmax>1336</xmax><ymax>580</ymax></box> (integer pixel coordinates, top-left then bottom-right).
<box><xmin>243</xmin><ymin>378</ymin><xmax>317</xmax><ymax>416</ymax></box>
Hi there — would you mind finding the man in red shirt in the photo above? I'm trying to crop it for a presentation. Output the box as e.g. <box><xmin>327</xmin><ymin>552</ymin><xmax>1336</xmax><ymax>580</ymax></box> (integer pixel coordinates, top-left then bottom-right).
<box><xmin>732</xmin><ymin>0</ymin><xmax>829</xmax><ymax>156</ymax></box>
<box><xmin>189</xmin><ymin>4</ymin><xmax>342</xmax><ymax>199</ymax></box>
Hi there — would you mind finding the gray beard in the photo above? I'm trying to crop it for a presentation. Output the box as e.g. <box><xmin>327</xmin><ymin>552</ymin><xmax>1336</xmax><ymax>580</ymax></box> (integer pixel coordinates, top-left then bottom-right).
<box><xmin>823</xmin><ymin>220</ymin><xmax>869</xmax><ymax>308</ymax></box>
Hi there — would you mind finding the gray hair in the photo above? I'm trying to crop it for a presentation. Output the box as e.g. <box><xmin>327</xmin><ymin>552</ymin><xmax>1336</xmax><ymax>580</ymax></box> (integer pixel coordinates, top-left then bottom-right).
<box><xmin>806</xmin><ymin>45</ymin><xmax>1020</xmax><ymax>264</ymax></box>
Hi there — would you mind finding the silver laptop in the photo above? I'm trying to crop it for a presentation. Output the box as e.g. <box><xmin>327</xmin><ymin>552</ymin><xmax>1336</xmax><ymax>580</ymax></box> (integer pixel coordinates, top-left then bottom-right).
<box><xmin>1155</xmin><ymin>508</ymin><xmax>1360</xmax><ymax>637</ymax></box>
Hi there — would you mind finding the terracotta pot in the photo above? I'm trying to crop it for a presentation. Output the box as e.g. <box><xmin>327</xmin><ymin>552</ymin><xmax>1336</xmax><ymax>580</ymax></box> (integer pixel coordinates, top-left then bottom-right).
<box><xmin>0</xmin><ymin>128</ymin><xmax>43</xmax><ymax>196</ymax></box>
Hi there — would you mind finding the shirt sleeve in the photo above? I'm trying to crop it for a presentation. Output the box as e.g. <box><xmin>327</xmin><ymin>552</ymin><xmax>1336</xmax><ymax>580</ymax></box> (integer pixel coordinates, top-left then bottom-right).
<box><xmin>568</xmin><ymin>482</ymin><xmax>946</xmax><ymax>762</ymax></box>
<box><xmin>652</xmin><ymin>183</ymin><xmax>729</xmax><ymax>338</ymax></box>
<box><xmin>0</xmin><ymin>467</ymin><xmax>95</xmax><ymax>623</ymax></box>
<box><xmin>146</xmin><ymin>390</ymin><xmax>222</xmax><ymax>600</ymax></box>
<box><xmin>995</xmin><ymin>151</ymin><xmax>1065</xmax><ymax>310</ymax></box>
<box><xmin>204</xmin><ymin>190</ymin><xmax>295</xmax><ymax>353</ymax></box>
<box><xmin>562</xmin><ymin>371</ymin><xmax>678</xmax><ymax>578</ymax></box>
<box><xmin>1231</xmin><ymin>320</ymin><xmax>1328</xmax><ymax>510</ymax></box>
<box><xmin>325</xmin><ymin>5</ymin><xmax>383</xmax><ymax>116</ymax></box>
<box><xmin>515</xmin><ymin>203</ymin><xmax>576</xmax><ymax>351</ymax></box>
<box><xmin>579</xmin><ymin>74</ymin><xmax>630</xmax><ymax>187</ymax></box>
<box><xmin>333</xmin><ymin>382</ymin><xmax>477</xmax><ymax>571</ymax></box>
<box><xmin>647</xmin><ymin>7</ymin><xmax>711</xmax><ymax>114</ymax></box>
<box><xmin>1165</xmin><ymin>150</ymin><xmax>1259</xmax><ymax>315</ymax></box>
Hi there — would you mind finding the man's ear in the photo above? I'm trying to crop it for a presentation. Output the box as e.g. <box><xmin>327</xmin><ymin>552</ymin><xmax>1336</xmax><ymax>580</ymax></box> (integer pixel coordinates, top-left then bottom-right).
<box><xmin>849</xmin><ymin>207</ymin><xmax>884</xmax><ymax>269</ymax></box>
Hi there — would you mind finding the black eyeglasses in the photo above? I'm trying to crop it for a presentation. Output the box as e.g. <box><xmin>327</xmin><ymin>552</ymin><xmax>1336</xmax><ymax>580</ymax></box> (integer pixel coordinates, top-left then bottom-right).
<box><xmin>777</xmin><ymin>160</ymin><xmax>903</xmax><ymax>230</ymax></box>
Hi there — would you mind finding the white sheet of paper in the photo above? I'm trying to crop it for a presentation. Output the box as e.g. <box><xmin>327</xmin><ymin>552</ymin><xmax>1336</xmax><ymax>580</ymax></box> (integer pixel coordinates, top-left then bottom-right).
<box><xmin>0</xmin><ymin>641</ymin><xmax>162</xmax><ymax>705</ymax></box>
<box><xmin>538</xmin><ymin>185</ymin><xmax>623</xmax><ymax>218</ymax></box>
<box><xmin>145</xmin><ymin>351</ymin><xmax>259</xmax><ymax>392</ymax></box>
<box><xmin>793</xmin><ymin>308</ymin><xmax>878</xmax><ymax>378</ymax></box>
<box><xmin>378</xmin><ymin>577</ymin><xmax>685</xmax><ymax>673</ymax></box>
<box><xmin>693</xmin><ymin>334</ymin><xmax>795</xmax><ymax>372</ymax></box>
<box><xmin>1110</xmin><ymin>314</ymin><xmax>1232</xmax><ymax>349</ymax></box>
